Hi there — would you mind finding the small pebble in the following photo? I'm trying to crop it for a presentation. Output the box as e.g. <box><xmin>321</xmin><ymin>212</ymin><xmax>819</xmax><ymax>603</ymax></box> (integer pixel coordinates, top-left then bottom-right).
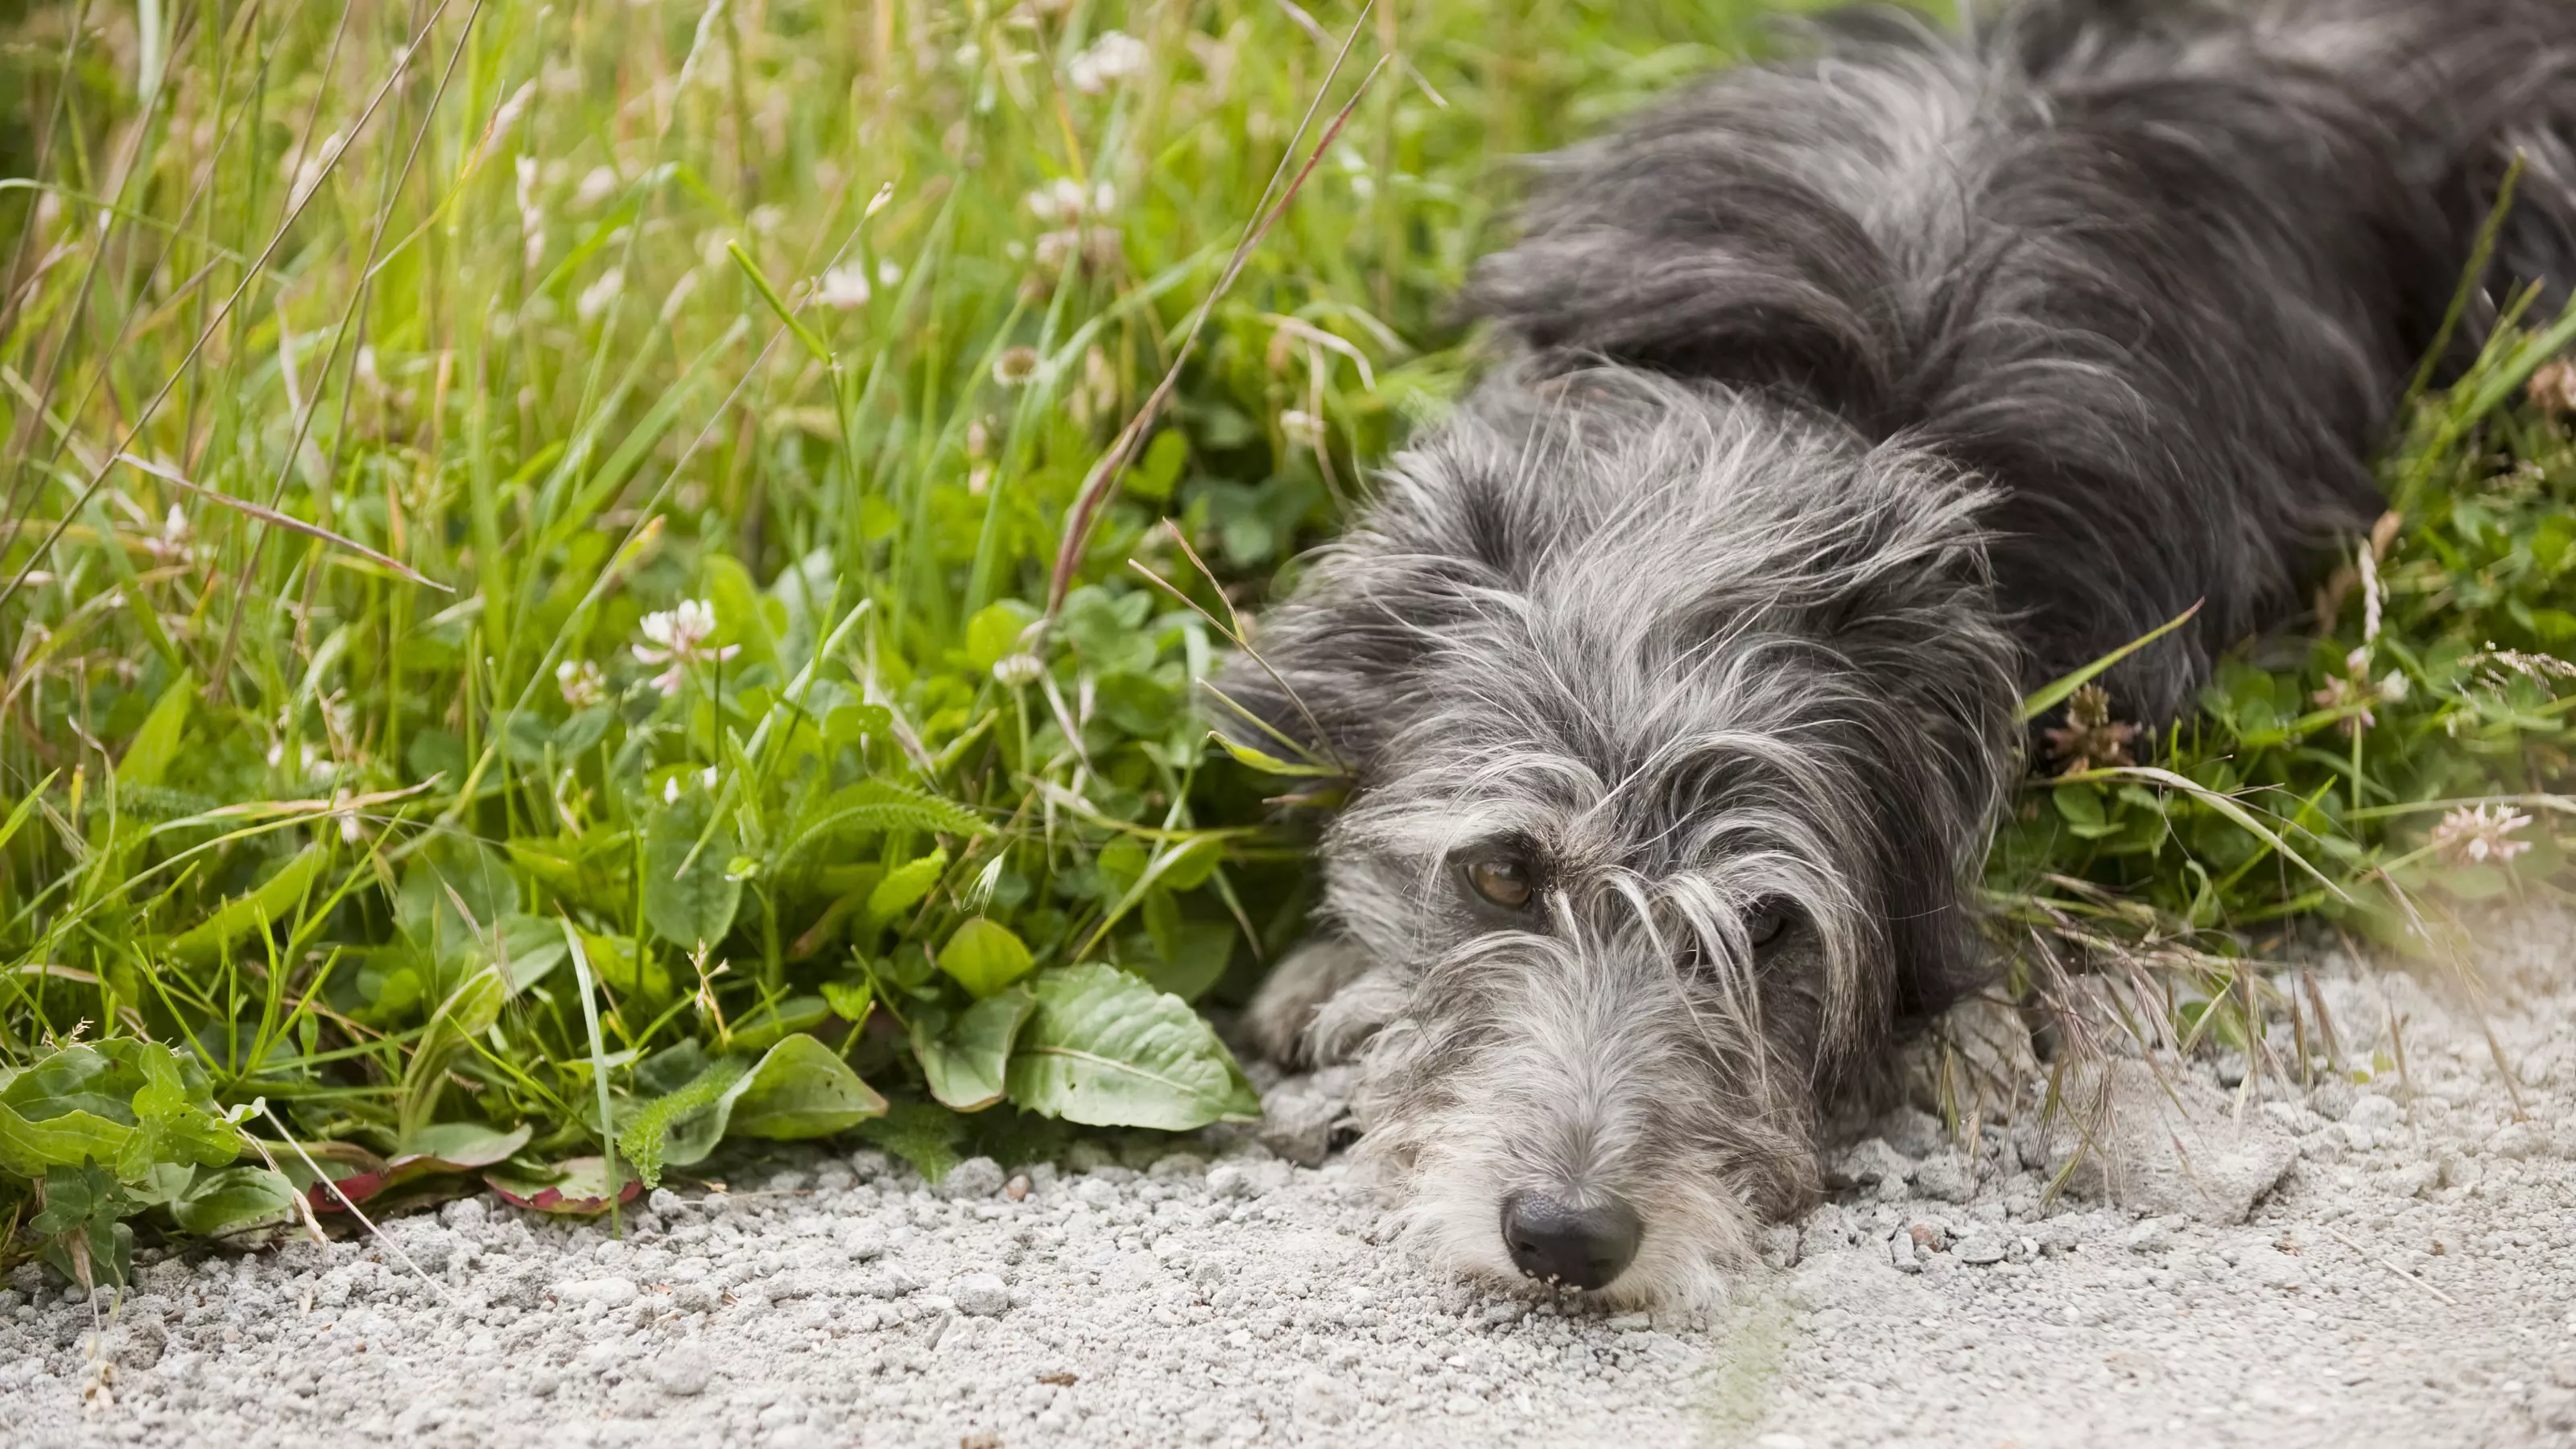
<box><xmin>951</xmin><ymin>1273</ymin><xmax>1011</xmax><ymax>1318</ymax></box>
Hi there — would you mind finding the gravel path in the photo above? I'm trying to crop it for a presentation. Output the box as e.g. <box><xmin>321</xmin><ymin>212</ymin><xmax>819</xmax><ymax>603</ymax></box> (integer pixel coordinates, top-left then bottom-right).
<box><xmin>10</xmin><ymin>914</ymin><xmax>2575</xmax><ymax>1448</ymax></box>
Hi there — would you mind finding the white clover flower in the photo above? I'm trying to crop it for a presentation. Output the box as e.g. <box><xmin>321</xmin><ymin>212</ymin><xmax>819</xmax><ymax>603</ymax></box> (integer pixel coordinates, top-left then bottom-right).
<box><xmin>146</xmin><ymin>505</ymin><xmax>193</xmax><ymax>564</ymax></box>
<box><xmin>557</xmin><ymin>658</ymin><xmax>607</xmax><ymax>708</ymax></box>
<box><xmin>700</xmin><ymin>766</ymin><xmax>719</xmax><ymax>791</ymax></box>
<box><xmin>877</xmin><ymin>258</ymin><xmax>902</xmax><ymax>287</ymax></box>
<box><xmin>1025</xmin><ymin>177</ymin><xmax>1115</xmax><ymax>225</ymax></box>
<box><xmin>992</xmin><ymin>346</ymin><xmax>1041</xmax><ymax>387</ymax></box>
<box><xmin>663</xmin><ymin>775</ymin><xmax>682</xmax><ymax>805</ymax></box>
<box><xmin>817</xmin><ymin>264</ymin><xmax>872</xmax><ymax>310</ymax></box>
<box><xmin>2429</xmin><ymin>803</ymin><xmax>2534</xmax><ymax>867</ymax></box>
<box><xmin>634</xmin><ymin>598</ymin><xmax>740</xmax><ymax>695</ymax></box>
<box><xmin>993</xmin><ymin>653</ymin><xmax>1046</xmax><ymax>687</ymax></box>
<box><xmin>1026</xmin><ymin>177</ymin><xmax>1086</xmax><ymax>224</ymax></box>
<box><xmin>1067</xmin><ymin>31</ymin><xmax>1150</xmax><ymax>94</ymax></box>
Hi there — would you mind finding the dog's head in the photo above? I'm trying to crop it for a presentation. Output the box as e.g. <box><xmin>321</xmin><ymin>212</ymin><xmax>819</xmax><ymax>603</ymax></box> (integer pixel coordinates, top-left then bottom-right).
<box><xmin>1224</xmin><ymin>365</ymin><xmax>2018</xmax><ymax>1304</ymax></box>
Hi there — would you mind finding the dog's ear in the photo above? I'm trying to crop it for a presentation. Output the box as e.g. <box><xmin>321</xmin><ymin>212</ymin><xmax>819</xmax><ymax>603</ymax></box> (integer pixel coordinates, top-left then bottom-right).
<box><xmin>1212</xmin><ymin>493</ymin><xmax>1517</xmax><ymax>782</ymax></box>
<box><xmin>1805</xmin><ymin>452</ymin><xmax>2019</xmax><ymax>1033</ymax></box>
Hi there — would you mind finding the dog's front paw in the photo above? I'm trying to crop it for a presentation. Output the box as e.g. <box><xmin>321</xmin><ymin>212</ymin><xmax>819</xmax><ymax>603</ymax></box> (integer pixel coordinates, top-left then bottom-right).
<box><xmin>1243</xmin><ymin>935</ymin><xmax>1377</xmax><ymax>1067</ymax></box>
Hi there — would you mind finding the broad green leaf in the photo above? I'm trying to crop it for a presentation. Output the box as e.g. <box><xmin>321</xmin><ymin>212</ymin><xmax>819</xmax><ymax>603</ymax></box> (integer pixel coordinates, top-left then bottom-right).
<box><xmin>913</xmin><ymin>988</ymin><xmax>1034</xmax><ymax>1112</ymax></box>
<box><xmin>614</xmin><ymin>1031</ymin><xmax>885</xmax><ymax>1187</ymax></box>
<box><xmin>170</xmin><ymin>1166</ymin><xmax>299</xmax><ymax>1237</ymax></box>
<box><xmin>643</xmin><ymin>799</ymin><xmax>742</xmax><ymax>948</ymax></box>
<box><xmin>1125</xmin><ymin>428</ymin><xmax>1188</xmax><ymax>503</ymax></box>
<box><xmin>116</xmin><ymin>670</ymin><xmax>196</xmax><ymax>789</ymax></box>
<box><xmin>557</xmin><ymin>704</ymin><xmax>617</xmax><ymax>756</ymax></box>
<box><xmin>0</xmin><ymin>1101</ymin><xmax>130</xmax><ymax>1177</ymax></box>
<box><xmin>2050</xmin><ymin>784</ymin><xmax>2120</xmax><ymax>839</ymax></box>
<box><xmin>116</xmin><ymin>1042</ymin><xmax>239</xmax><ymax>1179</ymax></box>
<box><xmin>485</xmin><ymin>1156</ymin><xmax>638</xmax><ymax>1216</ymax></box>
<box><xmin>819</xmin><ymin>977</ymin><xmax>874</xmax><ymax>1026</ymax></box>
<box><xmin>1155</xmin><ymin>834</ymin><xmax>1225</xmax><ymax>891</ymax></box>
<box><xmin>965</xmin><ymin>601</ymin><xmax>1040</xmax><ymax>673</ymax></box>
<box><xmin>1135</xmin><ymin>915</ymin><xmax>1236</xmax><ymax>1005</ymax></box>
<box><xmin>701</xmin><ymin>552</ymin><xmax>782</xmax><ymax>670</ymax></box>
<box><xmin>576</xmin><ymin>928</ymin><xmax>671</xmax><ymax>1001</ymax></box>
<box><xmin>399</xmin><ymin>965</ymin><xmax>509</xmax><ymax>1144</ymax></box>
<box><xmin>728</xmin><ymin>995</ymin><xmax>829</xmax><ymax>1052</ymax></box>
<box><xmin>824</xmin><ymin>702</ymin><xmax>893</xmax><ymax>745</ymax></box>
<box><xmin>865</xmin><ymin>847</ymin><xmax>947</xmax><ymax>927</ymax></box>
<box><xmin>2</xmin><ymin>1044</ymin><xmax>134</xmax><ymax>1124</ymax></box>
<box><xmin>938</xmin><ymin>918</ymin><xmax>1035</xmax><ymax>998</ymax></box>
<box><xmin>31</xmin><ymin>1163</ymin><xmax>134</xmax><ymax>1290</ymax></box>
<box><xmin>490</xmin><ymin>913</ymin><xmax>569</xmax><ymax>991</ymax></box>
<box><xmin>1005</xmin><ymin>964</ymin><xmax>1262</xmax><ymax>1130</ymax></box>
<box><xmin>724</xmin><ymin>1034</ymin><xmax>888</xmax><ymax>1138</ymax></box>
<box><xmin>170</xmin><ymin>846</ymin><xmax>327</xmax><ymax>962</ymax></box>
<box><xmin>398</xmin><ymin>1121</ymin><xmax>534</xmax><ymax>1166</ymax></box>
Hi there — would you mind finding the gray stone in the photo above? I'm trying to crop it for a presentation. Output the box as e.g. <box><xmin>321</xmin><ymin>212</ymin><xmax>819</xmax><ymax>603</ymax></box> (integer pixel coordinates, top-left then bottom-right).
<box><xmin>1953</xmin><ymin>1233</ymin><xmax>2008</xmax><ymax>1265</ymax></box>
<box><xmin>939</xmin><ymin>1157</ymin><xmax>1008</xmax><ymax>1200</ymax></box>
<box><xmin>1824</xmin><ymin>1137</ymin><xmax>1915</xmax><ymax>1191</ymax></box>
<box><xmin>650</xmin><ymin>1354</ymin><xmax>715</xmax><ymax>1397</ymax></box>
<box><xmin>2346</xmin><ymin>1092</ymin><xmax>2403</xmax><ymax>1133</ymax></box>
<box><xmin>1910</xmin><ymin>1152</ymin><xmax>1976</xmax><ymax>1203</ymax></box>
<box><xmin>1876</xmin><ymin>1106</ymin><xmax>1950</xmax><ymax>1158</ymax></box>
<box><xmin>1759</xmin><ymin>1223</ymin><xmax>1802</xmax><ymax>1269</ymax></box>
<box><xmin>950</xmin><ymin>1273</ymin><xmax>1010</xmax><ymax>1318</ymax></box>
<box><xmin>2046</xmin><ymin>1059</ymin><xmax>2297</xmax><ymax>1224</ymax></box>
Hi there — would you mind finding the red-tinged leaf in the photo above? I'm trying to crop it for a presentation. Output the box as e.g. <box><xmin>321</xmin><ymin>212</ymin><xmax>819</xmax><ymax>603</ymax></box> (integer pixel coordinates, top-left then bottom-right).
<box><xmin>485</xmin><ymin>1157</ymin><xmax>640</xmax><ymax>1216</ymax></box>
<box><xmin>309</xmin><ymin>1123</ymin><xmax>533</xmax><ymax>1212</ymax></box>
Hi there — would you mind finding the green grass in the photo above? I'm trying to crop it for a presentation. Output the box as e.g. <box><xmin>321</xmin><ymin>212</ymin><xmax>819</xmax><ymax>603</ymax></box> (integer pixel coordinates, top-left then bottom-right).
<box><xmin>1</xmin><ymin>0</ymin><xmax>2572</xmax><ymax>1286</ymax></box>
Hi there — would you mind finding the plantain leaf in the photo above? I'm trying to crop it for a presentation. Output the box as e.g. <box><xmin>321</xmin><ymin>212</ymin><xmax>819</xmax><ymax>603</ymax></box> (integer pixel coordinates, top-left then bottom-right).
<box><xmin>725</xmin><ymin>1034</ymin><xmax>888</xmax><ymax>1139</ymax></box>
<box><xmin>913</xmin><ymin>988</ymin><xmax>1034</xmax><ymax>1112</ymax></box>
<box><xmin>937</xmin><ymin>918</ymin><xmax>1036</xmax><ymax>998</ymax></box>
<box><xmin>643</xmin><ymin>796</ymin><xmax>742</xmax><ymax>948</ymax></box>
<box><xmin>1004</xmin><ymin>964</ymin><xmax>1261</xmax><ymax>1129</ymax></box>
<box><xmin>171</xmin><ymin>1166</ymin><xmax>299</xmax><ymax>1237</ymax></box>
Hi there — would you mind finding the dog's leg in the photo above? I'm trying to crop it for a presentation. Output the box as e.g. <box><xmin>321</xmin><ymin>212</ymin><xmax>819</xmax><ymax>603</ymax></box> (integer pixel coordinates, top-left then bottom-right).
<box><xmin>1243</xmin><ymin>935</ymin><xmax>1378</xmax><ymax>1067</ymax></box>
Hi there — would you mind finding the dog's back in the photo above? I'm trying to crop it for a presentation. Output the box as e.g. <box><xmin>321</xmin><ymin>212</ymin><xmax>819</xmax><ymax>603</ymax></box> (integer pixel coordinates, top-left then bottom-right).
<box><xmin>1472</xmin><ymin>0</ymin><xmax>2576</xmax><ymax>717</ymax></box>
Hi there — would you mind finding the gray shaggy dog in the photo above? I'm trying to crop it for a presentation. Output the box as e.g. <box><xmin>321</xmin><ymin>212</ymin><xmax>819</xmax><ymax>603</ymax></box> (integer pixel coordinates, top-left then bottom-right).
<box><xmin>1220</xmin><ymin>0</ymin><xmax>2576</xmax><ymax>1307</ymax></box>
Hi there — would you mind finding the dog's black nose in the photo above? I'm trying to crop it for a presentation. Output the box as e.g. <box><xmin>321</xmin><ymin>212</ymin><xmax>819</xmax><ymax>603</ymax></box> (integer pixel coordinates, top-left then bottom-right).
<box><xmin>1500</xmin><ymin>1191</ymin><xmax>1641</xmax><ymax>1290</ymax></box>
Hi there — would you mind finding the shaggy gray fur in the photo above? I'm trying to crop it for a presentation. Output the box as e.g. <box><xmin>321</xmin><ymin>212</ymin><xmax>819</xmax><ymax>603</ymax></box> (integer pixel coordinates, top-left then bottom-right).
<box><xmin>1225</xmin><ymin>0</ymin><xmax>2576</xmax><ymax>1306</ymax></box>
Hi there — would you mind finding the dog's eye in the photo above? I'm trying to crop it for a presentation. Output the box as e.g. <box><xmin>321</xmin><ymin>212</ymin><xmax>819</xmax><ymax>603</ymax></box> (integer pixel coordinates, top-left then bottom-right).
<box><xmin>1744</xmin><ymin>900</ymin><xmax>1791</xmax><ymax>951</ymax></box>
<box><xmin>1463</xmin><ymin>856</ymin><xmax>1535</xmax><ymax>910</ymax></box>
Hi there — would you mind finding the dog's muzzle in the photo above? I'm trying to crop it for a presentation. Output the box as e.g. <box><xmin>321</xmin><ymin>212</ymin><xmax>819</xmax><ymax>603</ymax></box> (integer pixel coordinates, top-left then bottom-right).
<box><xmin>1500</xmin><ymin>1189</ymin><xmax>1641</xmax><ymax>1290</ymax></box>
